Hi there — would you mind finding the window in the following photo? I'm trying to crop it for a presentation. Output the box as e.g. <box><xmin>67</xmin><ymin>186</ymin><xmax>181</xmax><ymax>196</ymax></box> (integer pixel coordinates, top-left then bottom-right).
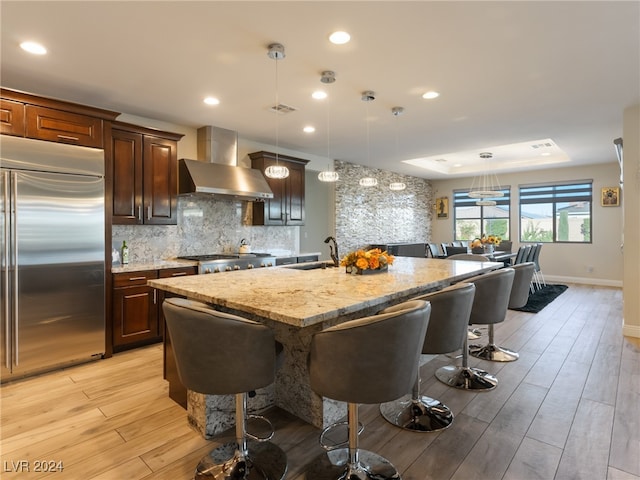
<box><xmin>453</xmin><ymin>187</ymin><xmax>510</xmax><ymax>241</ymax></box>
<box><xmin>519</xmin><ymin>181</ymin><xmax>592</xmax><ymax>243</ymax></box>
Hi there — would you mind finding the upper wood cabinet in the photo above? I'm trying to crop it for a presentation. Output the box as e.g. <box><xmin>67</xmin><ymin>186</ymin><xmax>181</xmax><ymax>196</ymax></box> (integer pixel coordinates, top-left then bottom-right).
<box><xmin>110</xmin><ymin>122</ymin><xmax>183</xmax><ymax>225</ymax></box>
<box><xmin>0</xmin><ymin>88</ymin><xmax>119</xmax><ymax>147</ymax></box>
<box><xmin>249</xmin><ymin>151</ymin><xmax>309</xmax><ymax>226</ymax></box>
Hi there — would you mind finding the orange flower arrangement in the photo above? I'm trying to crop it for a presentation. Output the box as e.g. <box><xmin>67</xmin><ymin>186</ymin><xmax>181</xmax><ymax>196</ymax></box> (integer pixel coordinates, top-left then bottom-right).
<box><xmin>470</xmin><ymin>235</ymin><xmax>501</xmax><ymax>249</ymax></box>
<box><xmin>340</xmin><ymin>248</ymin><xmax>395</xmax><ymax>273</ymax></box>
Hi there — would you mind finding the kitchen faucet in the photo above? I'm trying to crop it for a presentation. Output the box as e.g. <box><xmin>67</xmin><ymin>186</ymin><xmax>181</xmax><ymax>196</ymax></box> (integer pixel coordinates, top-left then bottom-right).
<box><xmin>324</xmin><ymin>236</ymin><xmax>339</xmax><ymax>267</ymax></box>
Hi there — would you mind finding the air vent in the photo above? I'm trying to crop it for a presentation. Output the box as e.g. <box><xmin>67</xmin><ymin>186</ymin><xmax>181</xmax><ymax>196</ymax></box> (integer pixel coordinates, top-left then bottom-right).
<box><xmin>531</xmin><ymin>142</ymin><xmax>554</xmax><ymax>149</ymax></box>
<box><xmin>270</xmin><ymin>103</ymin><xmax>297</xmax><ymax>114</ymax></box>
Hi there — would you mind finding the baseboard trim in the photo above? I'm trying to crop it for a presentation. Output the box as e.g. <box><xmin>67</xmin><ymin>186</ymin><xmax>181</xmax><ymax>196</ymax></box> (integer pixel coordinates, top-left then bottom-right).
<box><xmin>545</xmin><ymin>275</ymin><xmax>623</xmax><ymax>288</ymax></box>
<box><xmin>623</xmin><ymin>324</ymin><xmax>640</xmax><ymax>339</ymax></box>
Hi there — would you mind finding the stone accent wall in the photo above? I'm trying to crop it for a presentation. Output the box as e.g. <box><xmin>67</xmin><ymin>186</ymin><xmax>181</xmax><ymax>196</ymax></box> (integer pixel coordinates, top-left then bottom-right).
<box><xmin>113</xmin><ymin>196</ymin><xmax>298</xmax><ymax>263</ymax></box>
<box><xmin>335</xmin><ymin>160</ymin><xmax>434</xmax><ymax>255</ymax></box>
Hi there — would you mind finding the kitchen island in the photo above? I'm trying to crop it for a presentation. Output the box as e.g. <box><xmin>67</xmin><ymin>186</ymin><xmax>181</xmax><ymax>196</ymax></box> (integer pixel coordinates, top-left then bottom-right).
<box><xmin>149</xmin><ymin>256</ymin><xmax>501</xmax><ymax>437</ymax></box>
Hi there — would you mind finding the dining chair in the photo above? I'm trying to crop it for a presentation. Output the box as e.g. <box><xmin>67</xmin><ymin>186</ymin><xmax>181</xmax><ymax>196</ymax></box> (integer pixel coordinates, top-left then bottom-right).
<box><xmin>444</xmin><ymin>246</ymin><xmax>468</xmax><ymax>257</ymax></box>
<box><xmin>531</xmin><ymin>243</ymin><xmax>545</xmax><ymax>288</ymax></box>
<box><xmin>514</xmin><ymin>245</ymin><xmax>531</xmax><ymax>265</ymax></box>
<box><xmin>428</xmin><ymin>243</ymin><xmax>446</xmax><ymax>259</ymax></box>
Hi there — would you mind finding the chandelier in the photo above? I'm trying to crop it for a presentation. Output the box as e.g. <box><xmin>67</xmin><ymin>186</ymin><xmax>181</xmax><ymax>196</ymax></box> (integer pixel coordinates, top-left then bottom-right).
<box><xmin>468</xmin><ymin>152</ymin><xmax>503</xmax><ymax>206</ymax></box>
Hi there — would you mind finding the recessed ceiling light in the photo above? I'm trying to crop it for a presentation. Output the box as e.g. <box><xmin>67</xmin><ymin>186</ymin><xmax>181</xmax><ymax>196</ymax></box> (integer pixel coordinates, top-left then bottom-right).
<box><xmin>422</xmin><ymin>91</ymin><xmax>440</xmax><ymax>100</ymax></box>
<box><xmin>303</xmin><ymin>126</ymin><xmax>315</xmax><ymax>133</ymax></box>
<box><xmin>329</xmin><ymin>31</ymin><xmax>351</xmax><ymax>45</ymax></box>
<box><xmin>203</xmin><ymin>97</ymin><xmax>220</xmax><ymax>106</ymax></box>
<box><xmin>541</xmin><ymin>152</ymin><xmax>551</xmax><ymax>156</ymax></box>
<box><xmin>312</xmin><ymin>90</ymin><xmax>327</xmax><ymax>100</ymax></box>
<box><xmin>20</xmin><ymin>41</ymin><xmax>47</xmax><ymax>55</ymax></box>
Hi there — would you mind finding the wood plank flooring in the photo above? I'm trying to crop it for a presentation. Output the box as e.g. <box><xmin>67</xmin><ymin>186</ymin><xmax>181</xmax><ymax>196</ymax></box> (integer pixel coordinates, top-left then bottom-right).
<box><xmin>1</xmin><ymin>283</ymin><xmax>638</xmax><ymax>480</ymax></box>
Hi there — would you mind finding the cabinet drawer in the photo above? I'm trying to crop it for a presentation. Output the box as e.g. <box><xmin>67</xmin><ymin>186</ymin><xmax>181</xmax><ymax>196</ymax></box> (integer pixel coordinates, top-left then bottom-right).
<box><xmin>158</xmin><ymin>267</ymin><xmax>197</xmax><ymax>278</ymax></box>
<box><xmin>113</xmin><ymin>270</ymin><xmax>158</xmax><ymax>287</ymax></box>
<box><xmin>26</xmin><ymin>105</ymin><xmax>103</xmax><ymax>147</ymax></box>
<box><xmin>0</xmin><ymin>98</ymin><xmax>25</xmax><ymax>136</ymax></box>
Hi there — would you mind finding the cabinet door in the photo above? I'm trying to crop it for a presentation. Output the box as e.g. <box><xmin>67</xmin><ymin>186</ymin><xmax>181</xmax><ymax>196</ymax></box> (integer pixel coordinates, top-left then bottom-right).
<box><xmin>285</xmin><ymin>161</ymin><xmax>305</xmax><ymax>225</ymax></box>
<box><xmin>111</xmin><ymin>129</ymin><xmax>143</xmax><ymax>224</ymax></box>
<box><xmin>25</xmin><ymin>105</ymin><xmax>103</xmax><ymax>147</ymax></box>
<box><xmin>249</xmin><ymin>151</ymin><xmax>308</xmax><ymax>226</ymax></box>
<box><xmin>112</xmin><ymin>285</ymin><xmax>159</xmax><ymax>348</ymax></box>
<box><xmin>143</xmin><ymin>136</ymin><xmax>178</xmax><ymax>225</ymax></box>
<box><xmin>0</xmin><ymin>98</ymin><xmax>25</xmax><ymax>136</ymax></box>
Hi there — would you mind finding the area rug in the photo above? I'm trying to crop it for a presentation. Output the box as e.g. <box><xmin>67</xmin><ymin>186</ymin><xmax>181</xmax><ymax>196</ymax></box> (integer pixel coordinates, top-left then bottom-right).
<box><xmin>511</xmin><ymin>284</ymin><xmax>569</xmax><ymax>313</ymax></box>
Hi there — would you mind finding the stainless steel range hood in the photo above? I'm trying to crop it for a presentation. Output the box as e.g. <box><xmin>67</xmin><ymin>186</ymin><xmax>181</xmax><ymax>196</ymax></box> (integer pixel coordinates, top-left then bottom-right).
<box><xmin>178</xmin><ymin>126</ymin><xmax>273</xmax><ymax>200</ymax></box>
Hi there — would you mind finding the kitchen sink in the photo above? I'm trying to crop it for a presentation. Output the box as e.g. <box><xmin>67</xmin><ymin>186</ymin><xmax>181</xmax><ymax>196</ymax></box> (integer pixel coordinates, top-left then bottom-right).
<box><xmin>284</xmin><ymin>261</ymin><xmax>336</xmax><ymax>271</ymax></box>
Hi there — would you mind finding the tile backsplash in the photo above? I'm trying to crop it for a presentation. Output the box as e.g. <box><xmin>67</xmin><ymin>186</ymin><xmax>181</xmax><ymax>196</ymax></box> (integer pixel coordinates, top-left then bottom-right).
<box><xmin>112</xmin><ymin>195</ymin><xmax>299</xmax><ymax>264</ymax></box>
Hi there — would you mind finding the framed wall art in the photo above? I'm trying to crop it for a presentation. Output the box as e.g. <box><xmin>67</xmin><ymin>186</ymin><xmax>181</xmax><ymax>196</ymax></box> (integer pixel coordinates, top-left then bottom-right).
<box><xmin>436</xmin><ymin>197</ymin><xmax>449</xmax><ymax>218</ymax></box>
<box><xmin>601</xmin><ymin>187</ymin><xmax>620</xmax><ymax>207</ymax></box>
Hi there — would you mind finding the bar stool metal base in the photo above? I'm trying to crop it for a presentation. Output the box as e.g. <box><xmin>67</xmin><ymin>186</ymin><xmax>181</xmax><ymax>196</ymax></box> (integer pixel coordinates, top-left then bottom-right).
<box><xmin>305</xmin><ymin>448</ymin><xmax>400</xmax><ymax>480</ymax></box>
<box><xmin>468</xmin><ymin>343</ymin><xmax>519</xmax><ymax>362</ymax></box>
<box><xmin>195</xmin><ymin>440</ymin><xmax>287</xmax><ymax>479</ymax></box>
<box><xmin>435</xmin><ymin>365</ymin><xmax>498</xmax><ymax>391</ymax></box>
<box><xmin>379</xmin><ymin>394</ymin><xmax>453</xmax><ymax>432</ymax></box>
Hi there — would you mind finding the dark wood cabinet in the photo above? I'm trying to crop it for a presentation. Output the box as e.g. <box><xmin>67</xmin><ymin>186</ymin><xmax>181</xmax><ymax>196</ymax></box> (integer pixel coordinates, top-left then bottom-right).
<box><xmin>110</xmin><ymin>122</ymin><xmax>183</xmax><ymax>225</ymax></box>
<box><xmin>0</xmin><ymin>99</ymin><xmax>25</xmax><ymax>136</ymax></box>
<box><xmin>112</xmin><ymin>270</ymin><xmax>159</xmax><ymax>350</ymax></box>
<box><xmin>112</xmin><ymin>266</ymin><xmax>196</xmax><ymax>353</ymax></box>
<box><xmin>249</xmin><ymin>151</ymin><xmax>309</xmax><ymax>226</ymax></box>
<box><xmin>0</xmin><ymin>88</ymin><xmax>119</xmax><ymax>147</ymax></box>
<box><xmin>25</xmin><ymin>105</ymin><xmax>104</xmax><ymax>147</ymax></box>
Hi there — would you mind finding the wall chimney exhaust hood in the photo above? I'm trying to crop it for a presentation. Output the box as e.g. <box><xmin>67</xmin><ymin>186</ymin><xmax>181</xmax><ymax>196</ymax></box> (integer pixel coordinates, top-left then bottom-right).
<box><xmin>178</xmin><ymin>126</ymin><xmax>274</xmax><ymax>201</ymax></box>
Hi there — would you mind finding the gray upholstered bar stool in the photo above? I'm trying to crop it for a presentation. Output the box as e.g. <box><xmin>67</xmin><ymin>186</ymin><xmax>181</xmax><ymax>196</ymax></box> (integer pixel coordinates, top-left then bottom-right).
<box><xmin>163</xmin><ymin>298</ymin><xmax>286</xmax><ymax>480</ymax></box>
<box><xmin>380</xmin><ymin>283</ymin><xmax>475</xmax><ymax>432</ymax></box>
<box><xmin>447</xmin><ymin>253</ymin><xmax>489</xmax><ymax>340</ymax></box>
<box><xmin>508</xmin><ymin>262</ymin><xmax>536</xmax><ymax>309</ymax></box>
<box><xmin>305</xmin><ymin>300</ymin><xmax>430</xmax><ymax>480</ymax></box>
<box><xmin>466</xmin><ymin>268</ymin><xmax>518</xmax><ymax>362</ymax></box>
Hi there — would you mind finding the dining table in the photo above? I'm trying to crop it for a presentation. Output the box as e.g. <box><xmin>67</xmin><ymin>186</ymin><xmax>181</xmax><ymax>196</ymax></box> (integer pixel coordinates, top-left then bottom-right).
<box><xmin>149</xmin><ymin>256</ymin><xmax>502</xmax><ymax>438</ymax></box>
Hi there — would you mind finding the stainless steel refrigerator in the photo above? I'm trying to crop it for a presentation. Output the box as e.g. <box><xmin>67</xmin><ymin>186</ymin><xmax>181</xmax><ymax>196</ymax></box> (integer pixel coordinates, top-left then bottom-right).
<box><xmin>1</xmin><ymin>135</ymin><xmax>105</xmax><ymax>382</ymax></box>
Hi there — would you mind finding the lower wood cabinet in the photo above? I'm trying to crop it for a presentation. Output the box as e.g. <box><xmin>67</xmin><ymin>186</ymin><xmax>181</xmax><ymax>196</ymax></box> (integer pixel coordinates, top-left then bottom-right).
<box><xmin>112</xmin><ymin>266</ymin><xmax>196</xmax><ymax>352</ymax></box>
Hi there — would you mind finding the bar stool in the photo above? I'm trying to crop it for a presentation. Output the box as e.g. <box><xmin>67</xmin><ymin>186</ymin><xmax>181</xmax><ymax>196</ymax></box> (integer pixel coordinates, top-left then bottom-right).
<box><xmin>380</xmin><ymin>283</ymin><xmax>475</xmax><ymax>432</ymax></box>
<box><xmin>305</xmin><ymin>300</ymin><xmax>430</xmax><ymax>480</ymax></box>
<box><xmin>163</xmin><ymin>298</ymin><xmax>286</xmax><ymax>480</ymax></box>
<box><xmin>447</xmin><ymin>253</ymin><xmax>489</xmax><ymax>340</ymax></box>
<box><xmin>466</xmin><ymin>268</ymin><xmax>518</xmax><ymax>362</ymax></box>
<box><xmin>508</xmin><ymin>262</ymin><xmax>536</xmax><ymax>309</ymax></box>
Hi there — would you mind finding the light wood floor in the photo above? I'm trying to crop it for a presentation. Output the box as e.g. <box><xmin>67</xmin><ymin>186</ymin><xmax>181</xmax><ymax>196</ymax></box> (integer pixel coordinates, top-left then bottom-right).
<box><xmin>1</xmin><ymin>284</ymin><xmax>638</xmax><ymax>480</ymax></box>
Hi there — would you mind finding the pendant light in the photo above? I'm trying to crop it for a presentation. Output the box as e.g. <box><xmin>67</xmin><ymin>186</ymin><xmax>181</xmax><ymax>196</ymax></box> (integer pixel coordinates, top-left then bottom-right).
<box><xmin>359</xmin><ymin>90</ymin><xmax>378</xmax><ymax>187</ymax></box>
<box><xmin>388</xmin><ymin>106</ymin><xmax>406</xmax><ymax>191</ymax></box>
<box><xmin>317</xmin><ymin>71</ymin><xmax>339</xmax><ymax>183</ymax></box>
<box><xmin>264</xmin><ymin>43</ymin><xmax>289</xmax><ymax>180</ymax></box>
<box><xmin>468</xmin><ymin>152</ymin><xmax>503</xmax><ymax>206</ymax></box>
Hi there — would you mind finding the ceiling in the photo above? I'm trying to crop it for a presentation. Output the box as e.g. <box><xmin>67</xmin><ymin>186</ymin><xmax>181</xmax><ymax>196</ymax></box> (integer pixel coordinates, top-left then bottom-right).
<box><xmin>1</xmin><ymin>1</ymin><xmax>638</xmax><ymax>179</ymax></box>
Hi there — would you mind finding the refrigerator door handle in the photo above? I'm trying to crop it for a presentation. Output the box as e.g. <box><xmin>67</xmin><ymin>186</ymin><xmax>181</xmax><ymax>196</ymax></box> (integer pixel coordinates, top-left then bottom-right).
<box><xmin>11</xmin><ymin>172</ymin><xmax>18</xmax><ymax>366</ymax></box>
<box><xmin>2</xmin><ymin>173</ymin><xmax>9</xmax><ymax>370</ymax></box>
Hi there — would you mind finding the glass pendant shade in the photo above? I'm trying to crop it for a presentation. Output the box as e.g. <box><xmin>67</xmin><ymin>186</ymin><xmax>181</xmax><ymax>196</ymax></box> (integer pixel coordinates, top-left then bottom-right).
<box><xmin>389</xmin><ymin>182</ymin><xmax>406</xmax><ymax>191</ymax></box>
<box><xmin>359</xmin><ymin>177</ymin><xmax>378</xmax><ymax>187</ymax></box>
<box><xmin>318</xmin><ymin>170</ymin><xmax>339</xmax><ymax>182</ymax></box>
<box><xmin>264</xmin><ymin>164</ymin><xmax>289</xmax><ymax>179</ymax></box>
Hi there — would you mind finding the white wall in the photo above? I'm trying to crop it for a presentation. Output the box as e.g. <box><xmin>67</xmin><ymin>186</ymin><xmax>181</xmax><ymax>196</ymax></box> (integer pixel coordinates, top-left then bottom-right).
<box><xmin>623</xmin><ymin>105</ymin><xmax>640</xmax><ymax>338</ymax></box>
<box><xmin>431</xmin><ymin>162</ymin><xmax>623</xmax><ymax>286</ymax></box>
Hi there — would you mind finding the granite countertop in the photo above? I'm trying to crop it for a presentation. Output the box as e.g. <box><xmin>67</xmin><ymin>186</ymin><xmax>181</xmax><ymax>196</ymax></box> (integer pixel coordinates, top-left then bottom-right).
<box><xmin>111</xmin><ymin>252</ymin><xmax>323</xmax><ymax>274</ymax></box>
<box><xmin>148</xmin><ymin>256</ymin><xmax>501</xmax><ymax>328</ymax></box>
<box><xmin>111</xmin><ymin>259</ymin><xmax>198</xmax><ymax>274</ymax></box>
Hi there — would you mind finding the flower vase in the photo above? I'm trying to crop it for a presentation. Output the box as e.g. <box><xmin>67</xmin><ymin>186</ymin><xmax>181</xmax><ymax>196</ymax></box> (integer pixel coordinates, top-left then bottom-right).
<box><xmin>483</xmin><ymin>244</ymin><xmax>495</xmax><ymax>255</ymax></box>
<box><xmin>346</xmin><ymin>265</ymin><xmax>389</xmax><ymax>275</ymax></box>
